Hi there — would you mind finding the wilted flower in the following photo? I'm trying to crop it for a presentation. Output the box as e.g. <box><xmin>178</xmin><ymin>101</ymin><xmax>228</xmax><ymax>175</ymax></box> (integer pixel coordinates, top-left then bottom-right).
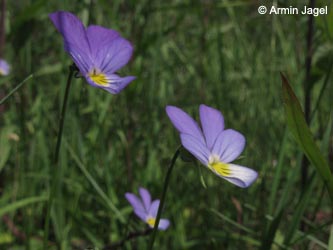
<box><xmin>125</xmin><ymin>187</ymin><xmax>170</xmax><ymax>230</ymax></box>
<box><xmin>166</xmin><ymin>104</ymin><xmax>258</xmax><ymax>188</ymax></box>
<box><xmin>49</xmin><ymin>11</ymin><xmax>135</xmax><ymax>94</ymax></box>
<box><xmin>0</xmin><ymin>59</ymin><xmax>10</xmax><ymax>76</ymax></box>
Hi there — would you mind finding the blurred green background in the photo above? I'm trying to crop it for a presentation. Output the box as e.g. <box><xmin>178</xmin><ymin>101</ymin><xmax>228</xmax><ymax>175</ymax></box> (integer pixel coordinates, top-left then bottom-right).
<box><xmin>0</xmin><ymin>0</ymin><xmax>332</xmax><ymax>249</ymax></box>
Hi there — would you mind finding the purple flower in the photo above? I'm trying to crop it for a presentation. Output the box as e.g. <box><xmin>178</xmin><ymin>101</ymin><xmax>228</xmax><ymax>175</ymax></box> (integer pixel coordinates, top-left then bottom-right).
<box><xmin>166</xmin><ymin>104</ymin><xmax>258</xmax><ymax>188</ymax></box>
<box><xmin>49</xmin><ymin>11</ymin><xmax>135</xmax><ymax>94</ymax></box>
<box><xmin>0</xmin><ymin>59</ymin><xmax>10</xmax><ymax>76</ymax></box>
<box><xmin>125</xmin><ymin>187</ymin><xmax>170</xmax><ymax>230</ymax></box>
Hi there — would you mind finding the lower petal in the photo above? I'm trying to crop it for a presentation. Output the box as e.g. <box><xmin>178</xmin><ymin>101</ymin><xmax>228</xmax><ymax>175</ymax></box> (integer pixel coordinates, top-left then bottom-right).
<box><xmin>86</xmin><ymin>72</ymin><xmax>135</xmax><ymax>94</ymax></box>
<box><xmin>146</xmin><ymin>217</ymin><xmax>170</xmax><ymax>230</ymax></box>
<box><xmin>209</xmin><ymin>163</ymin><xmax>258</xmax><ymax>188</ymax></box>
<box><xmin>0</xmin><ymin>59</ymin><xmax>10</xmax><ymax>75</ymax></box>
<box><xmin>158</xmin><ymin>219</ymin><xmax>170</xmax><ymax>230</ymax></box>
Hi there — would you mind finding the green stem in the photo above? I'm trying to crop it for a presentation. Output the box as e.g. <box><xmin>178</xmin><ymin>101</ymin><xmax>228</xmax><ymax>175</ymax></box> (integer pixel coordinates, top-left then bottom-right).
<box><xmin>43</xmin><ymin>64</ymin><xmax>76</xmax><ymax>249</ymax></box>
<box><xmin>53</xmin><ymin>66</ymin><xmax>76</xmax><ymax>163</ymax></box>
<box><xmin>148</xmin><ymin>145</ymin><xmax>182</xmax><ymax>250</ymax></box>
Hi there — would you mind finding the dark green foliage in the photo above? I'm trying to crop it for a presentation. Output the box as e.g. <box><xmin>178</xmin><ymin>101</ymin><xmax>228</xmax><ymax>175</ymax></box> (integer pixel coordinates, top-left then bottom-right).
<box><xmin>0</xmin><ymin>0</ymin><xmax>332</xmax><ymax>249</ymax></box>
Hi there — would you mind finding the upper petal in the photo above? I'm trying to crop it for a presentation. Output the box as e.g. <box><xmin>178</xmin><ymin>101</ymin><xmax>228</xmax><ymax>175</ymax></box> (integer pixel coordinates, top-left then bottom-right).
<box><xmin>125</xmin><ymin>193</ymin><xmax>147</xmax><ymax>221</ymax></box>
<box><xmin>49</xmin><ymin>11</ymin><xmax>91</xmax><ymax>74</ymax></box>
<box><xmin>199</xmin><ymin>104</ymin><xmax>225</xmax><ymax>150</ymax></box>
<box><xmin>220</xmin><ymin>163</ymin><xmax>258</xmax><ymax>188</ymax></box>
<box><xmin>180</xmin><ymin>133</ymin><xmax>210</xmax><ymax>165</ymax></box>
<box><xmin>86</xmin><ymin>25</ymin><xmax>133</xmax><ymax>73</ymax></box>
<box><xmin>212</xmin><ymin>129</ymin><xmax>245</xmax><ymax>163</ymax></box>
<box><xmin>139</xmin><ymin>187</ymin><xmax>152</xmax><ymax>212</ymax></box>
<box><xmin>166</xmin><ymin>106</ymin><xmax>205</xmax><ymax>143</ymax></box>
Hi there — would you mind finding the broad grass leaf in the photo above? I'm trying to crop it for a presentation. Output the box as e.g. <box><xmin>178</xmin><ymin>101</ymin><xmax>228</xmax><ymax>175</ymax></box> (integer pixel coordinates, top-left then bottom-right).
<box><xmin>281</xmin><ymin>74</ymin><xmax>333</xmax><ymax>202</ymax></box>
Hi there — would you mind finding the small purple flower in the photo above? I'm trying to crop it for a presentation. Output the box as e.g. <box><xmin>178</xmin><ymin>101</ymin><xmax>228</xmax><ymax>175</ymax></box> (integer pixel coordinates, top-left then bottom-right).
<box><xmin>166</xmin><ymin>104</ymin><xmax>258</xmax><ymax>188</ymax></box>
<box><xmin>0</xmin><ymin>59</ymin><xmax>10</xmax><ymax>76</ymax></box>
<box><xmin>49</xmin><ymin>11</ymin><xmax>135</xmax><ymax>94</ymax></box>
<box><xmin>125</xmin><ymin>187</ymin><xmax>170</xmax><ymax>230</ymax></box>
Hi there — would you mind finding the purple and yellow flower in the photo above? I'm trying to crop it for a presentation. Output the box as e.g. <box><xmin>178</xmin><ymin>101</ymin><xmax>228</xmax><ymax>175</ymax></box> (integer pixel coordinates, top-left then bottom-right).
<box><xmin>125</xmin><ymin>187</ymin><xmax>170</xmax><ymax>230</ymax></box>
<box><xmin>0</xmin><ymin>59</ymin><xmax>10</xmax><ymax>76</ymax></box>
<box><xmin>49</xmin><ymin>11</ymin><xmax>135</xmax><ymax>94</ymax></box>
<box><xmin>166</xmin><ymin>104</ymin><xmax>258</xmax><ymax>188</ymax></box>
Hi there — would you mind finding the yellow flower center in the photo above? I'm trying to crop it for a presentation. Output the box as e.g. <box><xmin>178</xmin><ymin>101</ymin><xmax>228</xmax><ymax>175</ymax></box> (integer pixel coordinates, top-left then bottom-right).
<box><xmin>146</xmin><ymin>217</ymin><xmax>156</xmax><ymax>227</ymax></box>
<box><xmin>88</xmin><ymin>68</ymin><xmax>108</xmax><ymax>86</ymax></box>
<box><xmin>208</xmin><ymin>155</ymin><xmax>231</xmax><ymax>177</ymax></box>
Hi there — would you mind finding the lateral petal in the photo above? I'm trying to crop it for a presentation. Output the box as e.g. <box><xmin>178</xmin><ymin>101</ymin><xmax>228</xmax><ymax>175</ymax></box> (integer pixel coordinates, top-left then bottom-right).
<box><xmin>148</xmin><ymin>200</ymin><xmax>160</xmax><ymax>218</ymax></box>
<box><xmin>212</xmin><ymin>129</ymin><xmax>245</xmax><ymax>163</ymax></box>
<box><xmin>86</xmin><ymin>25</ymin><xmax>133</xmax><ymax>73</ymax></box>
<box><xmin>180</xmin><ymin>133</ymin><xmax>210</xmax><ymax>165</ymax></box>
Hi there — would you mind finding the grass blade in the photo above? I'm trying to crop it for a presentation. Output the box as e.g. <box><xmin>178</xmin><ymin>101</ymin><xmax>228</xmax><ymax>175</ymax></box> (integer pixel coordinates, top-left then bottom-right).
<box><xmin>329</xmin><ymin>225</ymin><xmax>333</xmax><ymax>250</ymax></box>
<box><xmin>283</xmin><ymin>173</ymin><xmax>316</xmax><ymax>246</ymax></box>
<box><xmin>260</xmin><ymin>208</ymin><xmax>285</xmax><ymax>250</ymax></box>
<box><xmin>281</xmin><ymin>73</ymin><xmax>333</xmax><ymax>203</ymax></box>
<box><xmin>0</xmin><ymin>196</ymin><xmax>47</xmax><ymax>217</ymax></box>
<box><xmin>0</xmin><ymin>74</ymin><xmax>33</xmax><ymax>105</ymax></box>
<box><xmin>64</xmin><ymin>141</ymin><xmax>125</xmax><ymax>223</ymax></box>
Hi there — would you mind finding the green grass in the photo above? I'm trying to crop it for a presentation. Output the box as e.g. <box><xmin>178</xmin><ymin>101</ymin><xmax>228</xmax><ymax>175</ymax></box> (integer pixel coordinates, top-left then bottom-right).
<box><xmin>0</xmin><ymin>0</ymin><xmax>332</xmax><ymax>249</ymax></box>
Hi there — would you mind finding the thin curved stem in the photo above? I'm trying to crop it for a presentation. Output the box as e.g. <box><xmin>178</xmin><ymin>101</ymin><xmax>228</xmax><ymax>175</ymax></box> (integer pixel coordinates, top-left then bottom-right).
<box><xmin>148</xmin><ymin>145</ymin><xmax>182</xmax><ymax>250</ymax></box>
<box><xmin>43</xmin><ymin>64</ymin><xmax>76</xmax><ymax>249</ymax></box>
<box><xmin>53</xmin><ymin>64</ymin><xmax>77</xmax><ymax>164</ymax></box>
<box><xmin>0</xmin><ymin>74</ymin><xmax>33</xmax><ymax>105</ymax></box>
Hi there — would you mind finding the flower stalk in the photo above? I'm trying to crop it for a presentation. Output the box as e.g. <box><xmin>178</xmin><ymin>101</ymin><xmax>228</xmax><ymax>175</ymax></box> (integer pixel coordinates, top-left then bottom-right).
<box><xmin>148</xmin><ymin>145</ymin><xmax>182</xmax><ymax>250</ymax></box>
<box><xmin>43</xmin><ymin>64</ymin><xmax>77</xmax><ymax>248</ymax></box>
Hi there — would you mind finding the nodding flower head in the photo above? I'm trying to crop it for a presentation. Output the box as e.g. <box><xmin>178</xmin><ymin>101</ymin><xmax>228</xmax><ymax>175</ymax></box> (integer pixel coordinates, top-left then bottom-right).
<box><xmin>125</xmin><ymin>187</ymin><xmax>170</xmax><ymax>230</ymax></box>
<box><xmin>49</xmin><ymin>11</ymin><xmax>135</xmax><ymax>94</ymax></box>
<box><xmin>166</xmin><ymin>104</ymin><xmax>258</xmax><ymax>188</ymax></box>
